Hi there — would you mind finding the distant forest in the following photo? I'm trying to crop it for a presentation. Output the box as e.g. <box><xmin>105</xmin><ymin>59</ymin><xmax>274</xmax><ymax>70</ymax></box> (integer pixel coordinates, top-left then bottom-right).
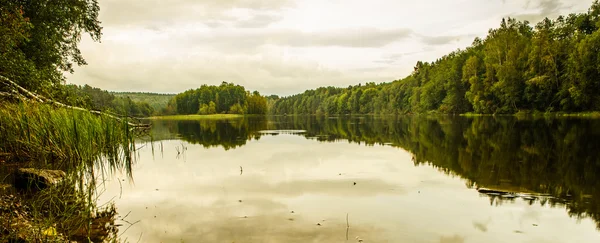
<box><xmin>163</xmin><ymin>82</ymin><xmax>268</xmax><ymax>115</ymax></box>
<box><xmin>54</xmin><ymin>84</ymin><xmax>157</xmax><ymax>117</ymax></box>
<box><xmin>112</xmin><ymin>92</ymin><xmax>174</xmax><ymax>114</ymax></box>
<box><xmin>55</xmin><ymin>2</ymin><xmax>600</xmax><ymax>116</ymax></box>
<box><xmin>270</xmin><ymin>2</ymin><xmax>600</xmax><ymax>115</ymax></box>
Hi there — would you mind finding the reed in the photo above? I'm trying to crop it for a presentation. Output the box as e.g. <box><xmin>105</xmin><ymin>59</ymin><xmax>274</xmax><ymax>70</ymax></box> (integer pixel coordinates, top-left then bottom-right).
<box><xmin>0</xmin><ymin>102</ymin><xmax>136</xmax><ymax>174</ymax></box>
<box><xmin>0</xmin><ymin>102</ymin><xmax>140</xmax><ymax>242</ymax></box>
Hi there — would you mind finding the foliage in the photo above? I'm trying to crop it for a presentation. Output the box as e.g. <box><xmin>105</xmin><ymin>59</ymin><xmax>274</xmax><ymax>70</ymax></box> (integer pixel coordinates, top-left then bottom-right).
<box><xmin>112</xmin><ymin>92</ymin><xmax>175</xmax><ymax>114</ymax></box>
<box><xmin>271</xmin><ymin>1</ymin><xmax>600</xmax><ymax>115</ymax></box>
<box><xmin>0</xmin><ymin>0</ymin><xmax>101</xmax><ymax>95</ymax></box>
<box><xmin>165</xmin><ymin>82</ymin><xmax>268</xmax><ymax>115</ymax></box>
<box><xmin>198</xmin><ymin>101</ymin><xmax>217</xmax><ymax>115</ymax></box>
<box><xmin>229</xmin><ymin>103</ymin><xmax>246</xmax><ymax>114</ymax></box>
<box><xmin>51</xmin><ymin>84</ymin><xmax>155</xmax><ymax>117</ymax></box>
<box><xmin>0</xmin><ymin>102</ymin><xmax>136</xmax><ymax>173</ymax></box>
<box><xmin>0</xmin><ymin>102</ymin><xmax>133</xmax><ymax>241</ymax></box>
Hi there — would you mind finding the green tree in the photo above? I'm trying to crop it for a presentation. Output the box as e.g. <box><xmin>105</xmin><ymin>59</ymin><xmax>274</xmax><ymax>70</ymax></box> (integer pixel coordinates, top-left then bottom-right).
<box><xmin>0</xmin><ymin>0</ymin><xmax>102</xmax><ymax>94</ymax></box>
<box><xmin>229</xmin><ymin>103</ymin><xmax>245</xmax><ymax>114</ymax></box>
<box><xmin>246</xmin><ymin>91</ymin><xmax>268</xmax><ymax>114</ymax></box>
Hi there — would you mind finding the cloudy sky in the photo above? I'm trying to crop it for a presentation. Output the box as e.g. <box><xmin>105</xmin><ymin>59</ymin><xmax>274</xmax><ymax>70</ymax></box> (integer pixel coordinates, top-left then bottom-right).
<box><xmin>66</xmin><ymin>0</ymin><xmax>591</xmax><ymax>96</ymax></box>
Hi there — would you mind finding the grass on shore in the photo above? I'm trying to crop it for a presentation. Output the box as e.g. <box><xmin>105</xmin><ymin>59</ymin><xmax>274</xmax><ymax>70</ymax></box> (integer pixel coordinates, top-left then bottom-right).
<box><xmin>461</xmin><ymin>111</ymin><xmax>600</xmax><ymax>118</ymax></box>
<box><xmin>0</xmin><ymin>101</ymin><xmax>140</xmax><ymax>242</ymax></box>
<box><xmin>149</xmin><ymin>114</ymin><xmax>244</xmax><ymax>120</ymax></box>
<box><xmin>0</xmin><ymin>102</ymin><xmax>136</xmax><ymax>173</ymax></box>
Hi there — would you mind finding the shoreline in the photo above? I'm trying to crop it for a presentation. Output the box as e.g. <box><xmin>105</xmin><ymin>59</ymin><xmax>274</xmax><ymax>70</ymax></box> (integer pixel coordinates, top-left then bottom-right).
<box><xmin>148</xmin><ymin>114</ymin><xmax>245</xmax><ymax>120</ymax></box>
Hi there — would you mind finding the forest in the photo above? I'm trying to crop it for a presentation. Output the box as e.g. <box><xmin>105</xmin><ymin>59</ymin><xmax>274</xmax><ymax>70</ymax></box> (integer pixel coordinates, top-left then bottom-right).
<box><xmin>164</xmin><ymin>82</ymin><xmax>268</xmax><ymax>115</ymax></box>
<box><xmin>271</xmin><ymin>1</ymin><xmax>600</xmax><ymax>115</ymax></box>
<box><xmin>56</xmin><ymin>84</ymin><xmax>156</xmax><ymax>117</ymax></box>
<box><xmin>112</xmin><ymin>92</ymin><xmax>175</xmax><ymax>115</ymax></box>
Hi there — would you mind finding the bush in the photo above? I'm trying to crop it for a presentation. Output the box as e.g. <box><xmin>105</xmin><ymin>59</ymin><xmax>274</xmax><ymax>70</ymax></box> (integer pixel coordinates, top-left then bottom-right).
<box><xmin>229</xmin><ymin>103</ymin><xmax>245</xmax><ymax>114</ymax></box>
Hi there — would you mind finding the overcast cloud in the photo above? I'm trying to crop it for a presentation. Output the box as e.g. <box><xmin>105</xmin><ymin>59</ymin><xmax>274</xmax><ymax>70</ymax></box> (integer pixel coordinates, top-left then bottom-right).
<box><xmin>66</xmin><ymin>0</ymin><xmax>591</xmax><ymax>95</ymax></box>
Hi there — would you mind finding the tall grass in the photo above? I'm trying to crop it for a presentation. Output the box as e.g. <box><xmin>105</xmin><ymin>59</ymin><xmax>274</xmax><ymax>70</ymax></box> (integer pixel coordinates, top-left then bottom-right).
<box><xmin>0</xmin><ymin>102</ymin><xmax>140</xmax><ymax>241</ymax></box>
<box><xmin>0</xmin><ymin>102</ymin><xmax>136</xmax><ymax>174</ymax></box>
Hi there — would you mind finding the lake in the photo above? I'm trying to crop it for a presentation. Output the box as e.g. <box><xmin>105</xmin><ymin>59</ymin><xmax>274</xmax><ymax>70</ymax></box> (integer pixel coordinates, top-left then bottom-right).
<box><xmin>99</xmin><ymin>116</ymin><xmax>600</xmax><ymax>243</ymax></box>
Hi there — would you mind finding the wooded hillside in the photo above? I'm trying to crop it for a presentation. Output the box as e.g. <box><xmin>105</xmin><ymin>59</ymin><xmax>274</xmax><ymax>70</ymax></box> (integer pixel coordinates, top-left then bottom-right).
<box><xmin>271</xmin><ymin>2</ymin><xmax>600</xmax><ymax>115</ymax></box>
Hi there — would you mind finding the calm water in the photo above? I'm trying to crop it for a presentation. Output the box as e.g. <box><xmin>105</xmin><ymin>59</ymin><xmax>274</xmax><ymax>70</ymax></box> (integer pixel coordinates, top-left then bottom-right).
<box><xmin>99</xmin><ymin>116</ymin><xmax>600</xmax><ymax>243</ymax></box>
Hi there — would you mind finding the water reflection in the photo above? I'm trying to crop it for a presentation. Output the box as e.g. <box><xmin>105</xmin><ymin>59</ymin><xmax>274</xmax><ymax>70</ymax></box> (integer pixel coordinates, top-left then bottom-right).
<box><xmin>151</xmin><ymin>118</ymin><xmax>267</xmax><ymax>150</ymax></box>
<box><xmin>150</xmin><ymin>116</ymin><xmax>600</xmax><ymax>230</ymax></box>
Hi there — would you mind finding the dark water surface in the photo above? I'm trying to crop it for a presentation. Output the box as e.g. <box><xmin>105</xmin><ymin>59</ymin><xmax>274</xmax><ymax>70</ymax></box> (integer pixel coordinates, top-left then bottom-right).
<box><xmin>100</xmin><ymin>116</ymin><xmax>600</xmax><ymax>242</ymax></box>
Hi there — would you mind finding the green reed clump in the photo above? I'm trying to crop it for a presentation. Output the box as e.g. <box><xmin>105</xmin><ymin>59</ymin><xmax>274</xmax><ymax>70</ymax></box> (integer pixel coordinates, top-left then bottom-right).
<box><xmin>0</xmin><ymin>102</ymin><xmax>141</xmax><ymax>241</ymax></box>
<box><xmin>0</xmin><ymin>102</ymin><xmax>135</xmax><ymax>174</ymax></box>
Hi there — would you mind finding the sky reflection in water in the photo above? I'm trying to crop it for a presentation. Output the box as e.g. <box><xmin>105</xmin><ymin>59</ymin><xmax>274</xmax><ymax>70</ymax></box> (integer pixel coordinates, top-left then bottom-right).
<box><xmin>100</xmin><ymin>117</ymin><xmax>600</xmax><ymax>243</ymax></box>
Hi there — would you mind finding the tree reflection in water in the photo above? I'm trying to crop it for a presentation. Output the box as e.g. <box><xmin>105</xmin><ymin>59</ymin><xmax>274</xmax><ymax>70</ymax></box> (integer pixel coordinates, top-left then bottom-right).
<box><xmin>151</xmin><ymin>115</ymin><xmax>600</xmax><ymax>229</ymax></box>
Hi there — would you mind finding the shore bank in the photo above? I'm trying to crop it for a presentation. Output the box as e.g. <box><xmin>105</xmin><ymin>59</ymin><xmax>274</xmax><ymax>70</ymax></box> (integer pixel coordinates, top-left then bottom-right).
<box><xmin>149</xmin><ymin>114</ymin><xmax>245</xmax><ymax>120</ymax></box>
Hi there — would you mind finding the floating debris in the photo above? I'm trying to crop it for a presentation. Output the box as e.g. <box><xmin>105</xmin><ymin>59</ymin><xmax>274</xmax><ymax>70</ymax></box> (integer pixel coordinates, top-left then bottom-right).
<box><xmin>477</xmin><ymin>188</ymin><xmax>508</xmax><ymax>195</ymax></box>
<box><xmin>258</xmin><ymin>130</ymin><xmax>306</xmax><ymax>135</ymax></box>
<box><xmin>521</xmin><ymin>196</ymin><xmax>536</xmax><ymax>201</ymax></box>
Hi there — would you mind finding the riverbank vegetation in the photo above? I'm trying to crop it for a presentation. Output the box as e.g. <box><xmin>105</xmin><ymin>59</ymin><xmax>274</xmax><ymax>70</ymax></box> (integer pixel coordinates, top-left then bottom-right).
<box><xmin>270</xmin><ymin>1</ymin><xmax>600</xmax><ymax>115</ymax></box>
<box><xmin>113</xmin><ymin>92</ymin><xmax>175</xmax><ymax>115</ymax></box>
<box><xmin>0</xmin><ymin>102</ymin><xmax>137</xmax><ymax>172</ymax></box>
<box><xmin>0</xmin><ymin>96</ymin><xmax>141</xmax><ymax>241</ymax></box>
<box><xmin>1</xmin><ymin>0</ymin><xmax>146</xmax><ymax>241</ymax></box>
<box><xmin>150</xmin><ymin>114</ymin><xmax>245</xmax><ymax>120</ymax></box>
<box><xmin>58</xmin><ymin>84</ymin><xmax>156</xmax><ymax>117</ymax></box>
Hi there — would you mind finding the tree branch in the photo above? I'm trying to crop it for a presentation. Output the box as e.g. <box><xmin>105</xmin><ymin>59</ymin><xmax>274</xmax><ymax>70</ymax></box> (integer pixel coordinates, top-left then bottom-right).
<box><xmin>0</xmin><ymin>75</ymin><xmax>149</xmax><ymax>128</ymax></box>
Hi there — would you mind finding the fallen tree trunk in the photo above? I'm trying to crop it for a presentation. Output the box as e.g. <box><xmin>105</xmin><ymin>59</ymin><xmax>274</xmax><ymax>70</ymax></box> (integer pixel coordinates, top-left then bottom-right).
<box><xmin>0</xmin><ymin>75</ymin><xmax>149</xmax><ymax>128</ymax></box>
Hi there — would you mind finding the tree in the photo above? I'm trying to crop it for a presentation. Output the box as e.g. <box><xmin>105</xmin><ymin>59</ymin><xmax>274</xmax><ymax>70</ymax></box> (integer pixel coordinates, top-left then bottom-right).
<box><xmin>198</xmin><ymin>101</ymin><xmax>217</xmax><ymax>115</ymax></box>
<box><xmin>229</xmin><ymin>103</ymin><xmax>245</xmax><ymax>114</ymax></box>
<box><xmin>464</xmin><ymin>55</ymin><xmax>486</xmax><ymax>113</ymax></box>
<box><xmin>266</xmin><ymin>2</ymin><xmax>600</xmax><ymax>115</ymax></box>
<box><xmin>246</xmin><ymin>91</ymin><xmax>268</xmax><ymax>114</ymax></box>
<box><xmin>526</xmin><ymin>18</ymin><xmax>560</xmax><ymax>111</ymax></box>
<box><xmin>0</xmin><ymin>0</ymin><xmax>102</xmax><ymax>94</ymax></box>
<box><xmin>484</xmin><ymin>18</ymin><xmax>532</xmax><ymax>113</ymax></box>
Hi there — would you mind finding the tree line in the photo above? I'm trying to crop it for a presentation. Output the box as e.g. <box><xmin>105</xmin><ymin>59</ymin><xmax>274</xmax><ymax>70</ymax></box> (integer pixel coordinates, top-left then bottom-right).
<box><xmin>52</xmin><ymin>84</ymin><xmax>155</xmax><ymax>117</ymax></box>
<box><xmin>271</xmin><ymin>2</ymin><xmax>600</xmax><ymax>115</ymax></box>
<box><xmin>112</xmin><ymin>92</ymin><xmax>175</xmax><ymax>113</ymax></box>
<box><xmin>163</xmin><ymin>82</ymin><xmax>268</xmax><ymax>115</ymax></box>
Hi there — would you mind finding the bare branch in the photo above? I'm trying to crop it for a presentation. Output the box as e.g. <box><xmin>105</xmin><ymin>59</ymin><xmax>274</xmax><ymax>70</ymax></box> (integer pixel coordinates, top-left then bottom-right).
<box><xmin>0</xmin><ymin>75</ymin><xmax>149</xmax><ymax>128</ymax></box>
